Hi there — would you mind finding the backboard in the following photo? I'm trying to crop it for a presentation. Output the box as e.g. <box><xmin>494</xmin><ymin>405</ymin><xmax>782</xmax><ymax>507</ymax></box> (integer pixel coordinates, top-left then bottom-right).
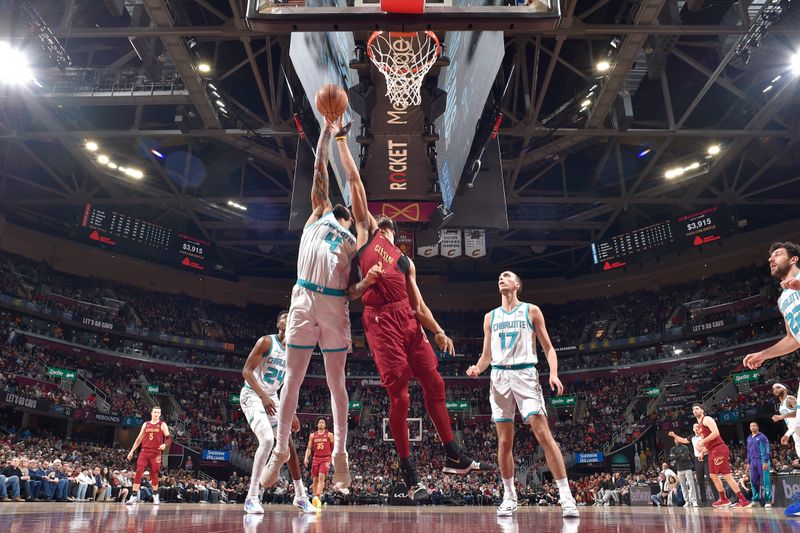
<box><xmin>382</xmin><ymin>417</ymin><xmax>423</xmax><ymax>442</ymax></box>
<box><xmin>247</xmin><ymin>0</ymin><xmax>561</xmax><ymax>33</ymax></box>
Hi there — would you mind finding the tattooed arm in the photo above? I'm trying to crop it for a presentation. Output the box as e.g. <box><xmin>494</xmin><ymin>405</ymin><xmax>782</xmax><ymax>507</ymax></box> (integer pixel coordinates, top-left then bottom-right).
<box><xmin>305</xmin><ymin>119</ymin><xmax>335</xmax><ymax>227</ymax></box>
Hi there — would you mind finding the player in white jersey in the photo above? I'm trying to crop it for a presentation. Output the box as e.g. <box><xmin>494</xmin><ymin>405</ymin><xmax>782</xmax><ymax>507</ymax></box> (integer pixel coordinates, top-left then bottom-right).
<box><xmin>240</xmin><ymin>310</ymin><xmax>315</xmax><ymax>514</ymax></box>
<box><xmin>771</xmin><ymin>383</ymin><xmax>800</xmax><ymax>466</ymax></box>
<box><xmin>467</xmin><ymin>271</ymin><xmax>578</xmax><ymax>519</ymax></box>
<box><xmin>743</xmin><ymin>241</ymin><xmax>800</xmax><ymax>372</ymax></box>
<box><xmin>263</xmin><ymin>118</ymin><xmax>356</xmax><ymax>491</ymax></box>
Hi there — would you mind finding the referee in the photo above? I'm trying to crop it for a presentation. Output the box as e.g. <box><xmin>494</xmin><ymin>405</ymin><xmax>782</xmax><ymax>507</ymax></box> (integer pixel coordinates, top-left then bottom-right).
<box><xmin>669</xmin><ymin>425</ymin><xmax>718</xmax><ymax>505</ymax></box>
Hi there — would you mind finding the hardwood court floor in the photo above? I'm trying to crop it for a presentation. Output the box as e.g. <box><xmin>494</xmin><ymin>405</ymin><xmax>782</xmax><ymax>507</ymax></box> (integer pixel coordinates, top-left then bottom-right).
<box><xmin>1</xmin><ymin>502</ymin><xmax>800</xmax><ymax>532</ymax></box>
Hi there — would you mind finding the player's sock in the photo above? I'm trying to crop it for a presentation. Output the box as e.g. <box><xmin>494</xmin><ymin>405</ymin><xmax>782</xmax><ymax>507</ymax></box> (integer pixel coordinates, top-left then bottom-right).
<box><xmin>294</xmin><ymin>479</ymin><xmax>306</xmax><ymax>499</ymax></box>
<box><xmin>388</xmin><ymin>383</ymin><xmax>411</xmax><ymax>458</ymax></box>
<box><xmin>555</xmin><ymin>478</ymin><xmax>573</xmax><ymax>499</ymax></box>
<box><xmin>274</xmin><ymin>347</ymin><xmax>313</xmax><ymax>452</ymax></box>
<box><xmin>249</xmin><ymin>420</ymin><xmax>275</xmax><ymax>499</ymax></box>
<box><xmin>417</xmin><ymin>371</ymin><xmax>454</xmax><ymax>444</ymax></box>
<box><xmin>502</xmin><ymin>478</ymin><xmax>517</xmax><ymax>501</ymax></box>
<box><xmin>322</xmin><ymin>351</ymin><xmax>348</xmax><ymax>455</ymax></box>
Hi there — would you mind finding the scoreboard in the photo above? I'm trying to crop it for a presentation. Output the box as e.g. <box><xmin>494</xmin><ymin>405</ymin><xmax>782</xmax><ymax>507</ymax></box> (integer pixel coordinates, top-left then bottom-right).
<box><xmin>591</xmin><ymin>207</ymin><xmax>731</xmax><ymax>268</ymax></box>
<box><xmin>79</xmin><ymin>204</ymin><xmax>212</xmax><ymax>272</ymax></box>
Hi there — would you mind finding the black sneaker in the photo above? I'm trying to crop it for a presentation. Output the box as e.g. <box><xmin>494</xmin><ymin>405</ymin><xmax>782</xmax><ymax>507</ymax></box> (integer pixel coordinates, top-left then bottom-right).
<box><xmin>400</xmin><ymin>461</ymin><xmax>429</xmax><ymax>501</ymax></box>
<box><xmin>442</xmin><ymin>450</ymin><xmax>494</xmax><ymax>475</ymax></box>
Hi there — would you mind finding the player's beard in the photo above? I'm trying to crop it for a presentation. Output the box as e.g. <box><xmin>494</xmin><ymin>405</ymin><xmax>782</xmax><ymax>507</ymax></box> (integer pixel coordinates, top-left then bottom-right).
<box><xmin>771</xmin><ymin>260</ymin><xmax>791</xmax><ymax>280</ymax></box>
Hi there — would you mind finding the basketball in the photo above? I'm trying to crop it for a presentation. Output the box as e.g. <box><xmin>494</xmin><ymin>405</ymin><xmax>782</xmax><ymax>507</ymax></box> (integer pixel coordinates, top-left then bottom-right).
<box><xmin>315</xmin><ymin>84</ymin><xmax>348</xmax><ymax>121</ymax></box>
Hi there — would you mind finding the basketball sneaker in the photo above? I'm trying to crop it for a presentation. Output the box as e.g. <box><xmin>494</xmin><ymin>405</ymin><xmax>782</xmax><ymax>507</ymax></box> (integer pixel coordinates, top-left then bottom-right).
<box><xmin>711</xmin><ymin>497</ymin><xmax>731</xmax><ymax>508</ymax></box>
<box><xmin>399</xmin><ymin>460</ymin><xmax>429</xmax><ymax>501</ymax></box>
<box><xmin>785</xmin><ymin>498</ymin><xmax>800</xmax><ymax>516</ymax></box>
<box><xmin>293</xmin><ymin>495</ymin><xmax>316</xmax><ymax>514</ymax></box>
<box><xmin>312</xmin><ymin>496</ymin><xmax>321</xmax><ymax>510</ymax></box>
<box><xmin>153</xmin><ymin>494</ymin><xmax>160</xmax><ymax>505</ymax></box>
<box><xmin>261</xmin><ymin>449</ymin><xmax>289</xmax><ymax>487</ymax></box>
<box><xmin>126</xmin><ymin>494</ymin><xmax>139</xmax><ymax>505</ymax></box>
<box><xmin>560</xmin><ymin>496</ymin><xmax>580</xmax><ymax>518</ymax></box>
<box><xmin>764</xmin><ymin>503</ymin><xmax>773</xmax><ymax>509</ymax></box>
<box><xmin>442</xmin><ymin>449</ymin><xmax>493</xmax><ymax>475</ymax></box>
<box><xmin>243</xmin><ymin>496</ymin><xmax>264</xmax><ymax>514</ymax></box>
<box><xmin>497</xmin><ymin>499</ymin><xmax>518</xmax><ymax>516</ymax></box>
<box><xmin>332</xmin><ymin>452</ymin><xmax>351</xmax><ymax>490</ymax></box>
<box><xmin>731</xmin><ymin>494</ymin><xmax>754</xmax><ymax>508</ymax></box>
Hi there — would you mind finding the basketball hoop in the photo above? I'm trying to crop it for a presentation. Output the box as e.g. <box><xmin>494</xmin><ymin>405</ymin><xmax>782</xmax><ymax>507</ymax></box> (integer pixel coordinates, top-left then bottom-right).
<box><xmin>367</xmin><ymin>31</ymin><xmax>441</xmax><ymax>110</ymax></box>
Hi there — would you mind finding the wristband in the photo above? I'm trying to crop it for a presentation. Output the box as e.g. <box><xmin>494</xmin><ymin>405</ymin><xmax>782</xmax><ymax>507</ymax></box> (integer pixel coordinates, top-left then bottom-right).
<box><xmin>336</xmin><ymin>136</ymin><xmax>347</xmax><ymax>141</ymax></box>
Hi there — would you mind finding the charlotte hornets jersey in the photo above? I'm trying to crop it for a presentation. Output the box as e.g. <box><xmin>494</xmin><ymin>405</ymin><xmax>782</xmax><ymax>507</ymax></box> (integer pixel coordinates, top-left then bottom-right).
<box><xmin>244</xmin><ymin>334</ymin><xmax>287</xmax><ymax>396</ymax></box>
<box><xmin>490</xmin><ymin>302</ymin><xmax>537</xmax><ymax>367</ymax></box>
<box><xmin>297</xmin><ymin>211</ymin><xmax>357</xmax><ymax>292</ymax></box>
<box><xmin>778</xmin><ymin>271</ymin><xmax>800</xmax><ymax>344</ymax></box>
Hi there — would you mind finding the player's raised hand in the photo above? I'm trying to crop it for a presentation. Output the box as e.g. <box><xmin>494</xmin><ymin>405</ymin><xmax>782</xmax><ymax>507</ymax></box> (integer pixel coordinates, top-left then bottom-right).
<box><xmin>434</xmin><ymin>331</ymin><xmax>455</xmax><ymax>356</ymax></box>
<box><xmin>291</xmin><ymin>415</ymin><xmax>301</xmax><ymax>433</ymax></box>
<box><xmin>466</xmin><ymin>365</ymin><xmax>481</xmax><ymax>378</ymax></box>
<box><xmin>781</xmin><ymin>278</ymin><xmax>800</xmax><ymax>291</ymax></box>
<box><xmin>260</xmin><ymin>394</ymin><xmax>277</xmax><ymax>416</ymax></box>
<box><xmin>743</xmin><ymin>351</ymin><xmax>766</xmax><ymax>369</ymax></box>
<box><xmin>549</xmin><ymin>374</ymin><xmax>564</xmax><ymax>396</ymax></box>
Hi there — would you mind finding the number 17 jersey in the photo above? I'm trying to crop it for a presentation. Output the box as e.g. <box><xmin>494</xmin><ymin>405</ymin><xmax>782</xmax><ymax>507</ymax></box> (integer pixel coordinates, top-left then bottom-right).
<box><xmin>490</xmin><ymin>303</ymin><xmax>537</xmax><ymax>367</ymax></box>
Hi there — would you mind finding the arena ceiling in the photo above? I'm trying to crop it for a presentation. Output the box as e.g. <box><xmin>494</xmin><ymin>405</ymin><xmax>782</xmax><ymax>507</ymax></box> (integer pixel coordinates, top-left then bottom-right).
<box><xmin>0</xmin><ymin>0</ymin><xmax>799</xmax><ymax>281</ymax></box>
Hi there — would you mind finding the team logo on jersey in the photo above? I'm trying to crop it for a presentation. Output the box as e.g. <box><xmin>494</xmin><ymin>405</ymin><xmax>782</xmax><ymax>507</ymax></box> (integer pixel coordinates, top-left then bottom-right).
<box><xmin>713</xmin><ymin>456</ymin><xmax>724</xmax><ymax>466</ymax></box>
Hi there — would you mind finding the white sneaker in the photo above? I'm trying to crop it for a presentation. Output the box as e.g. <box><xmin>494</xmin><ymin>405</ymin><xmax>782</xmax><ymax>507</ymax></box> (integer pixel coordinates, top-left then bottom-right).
<box><xmin>126</xmin><ymin>495</ymin><xmax>139</xmax><ymax>505</ymax></box>
<box><xmin>293</xmin><ymin>495</ymin><xmax>316</xmax><ymax>513</ymax></box>
<box><xmin>261</xmin><ymin>450</ymin><xmax>289</xmax><ymax>487</ymax></box>
<box><xmin>765</xmin><ymin>503</ymin><xmax>773</xmax><ymax>509</ymax></box>
<box><xmin>560</xmin><ymin>497</ymin><xmax>579</xmax><ymax>518</ymax></box>
<box><xmin>497</xmin><ymin>499</ymin><xmax>518</xmax><ymax>516</ymax></box>
<box><xmin>243</xmin><ymin>496</ymin><xmax>264</xmax><ymax>514</ymax></box>
<box><xmin>153</xmin><ymin>494</ymin><xmax>160</xmax><ymax>506</ymax></box>
<box><xmin>332</xmin><ymin>452</ymin><xmax>351</xmax><ymax>490</ymax></box>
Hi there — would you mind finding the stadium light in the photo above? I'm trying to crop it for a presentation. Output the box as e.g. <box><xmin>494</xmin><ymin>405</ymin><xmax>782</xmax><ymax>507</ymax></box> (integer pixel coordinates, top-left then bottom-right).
<box><xmin>197</xmin><ymin>63</ymin><xmax>211</xmax><ymax>73</ymax></box>
<box><xmin>707</xmin><ymin>144</ymin><xmax>721</xmax><ymax>155</ymax></box>
<box><xmin>125</xmin><ymin>168</ymin><xmax>144</xmax><ymax>179</ymax></box>
<box><xmin>85</xmin><ymin>141</ymin><xmax>99</xmax><ymax>152</ymax></box>
<box><xmin>0</xmin><ymin>42</ymin><xmax>34</xmax><ymax>85</ymax></box>
<box><xmin>791</xmin><ymin>52</ymin><xmax>800</xmax><ymax>75</ymax></box>
<box><xmin>596</xmin><ymin>60</ymin><xmax>611</xmax><ymax>73</ymax></box>
<box><xmin>580</xmin><ymin>99</ymin><xmax>591</xmax><ymax>108</ymax></box>
<box><xmin>97</xmin><ymin>155</ymin><xmax>110</xmax><ymax>165</ymax></box>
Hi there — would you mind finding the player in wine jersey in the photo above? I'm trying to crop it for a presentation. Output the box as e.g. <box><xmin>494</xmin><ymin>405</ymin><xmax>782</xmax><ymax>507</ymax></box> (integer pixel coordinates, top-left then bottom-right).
<box><xmin>303</xmin><ymin>418</ymin><xmax>334</xmax><ymax>509</ymax></box>
<box><xmin>263</xmin><ymin>118</ymin><xmax>356</xmax><ymax>491</ymax></box>
<box><xmin>240</xmin><ymin>310</ymin><xmax>315</xmax><ymax>514</ymax></box>
<box><xmin>334</xmin><ymin>119</ymin><xmax>490</xmax><ymax>501</ymax></box>
<box><xmin>744</xmin><ymin>242</ymin><xmax>800</xmax><ymax>371</ymax></box>
<box><xmin>126</xmin><ymin>406</ymin><xmax>170</xmax><ymax>505</ymax></box>
<box><xmin>466</xmin><ymin>271</ymin><xmax>578</xmax><ymax>518</ymax></box>
<box><xmin>692</xmin><ymin>404</ymin><xmax>751</xmax><ymax>508</ymax></box>
<box><xmin>771</xmin><ymin>383</ymin><xmax>800</xmax><ymax>467</ymax></box>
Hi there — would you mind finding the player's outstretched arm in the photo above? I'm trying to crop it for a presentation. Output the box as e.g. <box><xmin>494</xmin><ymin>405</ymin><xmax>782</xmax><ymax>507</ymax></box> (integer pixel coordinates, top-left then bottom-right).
<box><xmin>530</xmin><ymin>305</ymin><xmax>564</xmax><ymax>395</ymax></box>
<box><xmin>405</xmin><ymin>258</ymin><xmax>454</xmax><ymax>356</ymax></box>
<box><xmin>667</xmin><ymin>432</ymin><xmax>690</xmax><ymax>445</ymax></box>
<box><xmin>743</xmin><ymin>320</ymin><xmax>800</xmax><ymax>369</ymax></box>
<box><xmin>306</xmin><ymin>119</ymin><xmax>336</xmax><ymax>227</ymax></box>
<box><xmin>242</xmin><ymin>335</ymin><xmax>276</xmax><ymax>415</ymax></box>
<box><xmin>467</xmin><ymin>313</ymin><xmax>493</xmax><ymax>377</ymax></box>
<box><xmin>334</xmin><ymin>121</ymin><xmax>377</xmax><ymax>247</ymax></box>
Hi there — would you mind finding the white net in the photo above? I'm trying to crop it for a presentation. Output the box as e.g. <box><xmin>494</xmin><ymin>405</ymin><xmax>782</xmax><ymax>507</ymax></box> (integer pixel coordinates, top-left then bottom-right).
<box><xmin>367</xmin><ymin>31</ymin><xmax>440</xmax><ymax>110</ymax></box>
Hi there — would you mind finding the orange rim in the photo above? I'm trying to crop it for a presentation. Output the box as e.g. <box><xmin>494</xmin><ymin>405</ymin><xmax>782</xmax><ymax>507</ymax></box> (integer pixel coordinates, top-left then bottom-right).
<box><xmin>366</xmin><ymin>30</ymin><xmax>441</xmax><ymax>75</ymax></box>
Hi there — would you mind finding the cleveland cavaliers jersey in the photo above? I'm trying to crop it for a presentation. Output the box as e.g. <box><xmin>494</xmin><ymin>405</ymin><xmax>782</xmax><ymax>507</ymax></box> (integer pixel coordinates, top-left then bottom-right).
<box><xmin>297</xmin><ymin>211</ymin><xmax>357</xmax><ymax>292</ymax></box>
<box><xmin>780</xmin><ymin>396</ymin><xmax>797</xmax><ymax>429</ymax></box>
<box><xmin>244</xmin><ymin>334</ymin><xmax>287</xmax><ymax>396</ymax></box>
<box><xmin>778</xmin><ymin>271</ymin><xmax>800</xmax><ymax>344</ymax></box>
<box><xmin>490</xmin><ymin>302</ymin><xmax>537</xmax><ymax>367</ymax></box>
